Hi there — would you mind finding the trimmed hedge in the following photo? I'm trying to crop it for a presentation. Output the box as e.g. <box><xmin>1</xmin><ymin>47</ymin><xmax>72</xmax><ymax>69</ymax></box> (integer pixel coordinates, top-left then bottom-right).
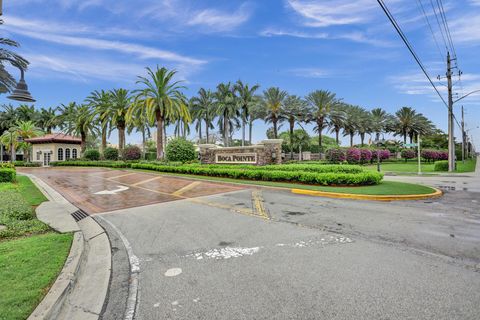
<box><xmin>326</xmin><ymin>149</ymin><xmax>346</xmax><ymax>163</ymax></box>
<box><xmin>103</xmin><ymin>147</ymin><xmax>119</xmax><ymax>161</ymax></box>
<box><xmin>131</xmin><ymin>163</ymin><xmax>383</xmax><ymax>186</ymax></box>
<box><xmin>192</xmin><ymin>164</ymin><xmax>365</xmax><ymax>174</ymax></box>
<box><xmin>51</xmin><ymin>160</ymin><xmax>130</xmax><ymax>168</ymax></box>
<box><xmin>0</xmin><ymin>168</ymin><xmax>16</xmax><ymax>182</ymax></box>
<box><xmin>12</xmin><ymin>161</ymin><xmax>41</xmax><ymax>167</ymax></box>
<box><xmin>434</xmin><ymin>160</ymin><xmax>449</xmax><ymax>172</ymax></box>
<box><xmin>84</xmin><ymin>149</ymin><xmax>100</xmax><ymax>161</ymax></box>
<box><xmin>0</xmin><ymin>162</ymin><xmax>15</xmax><ymax>169</ymax></box>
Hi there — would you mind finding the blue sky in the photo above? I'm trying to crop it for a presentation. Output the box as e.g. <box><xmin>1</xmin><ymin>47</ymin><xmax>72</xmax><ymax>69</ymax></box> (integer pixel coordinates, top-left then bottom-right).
<box><xmin>1</xmin><ymin>0</ymin><xmax>480</xmax><ymax>149</ymax></box>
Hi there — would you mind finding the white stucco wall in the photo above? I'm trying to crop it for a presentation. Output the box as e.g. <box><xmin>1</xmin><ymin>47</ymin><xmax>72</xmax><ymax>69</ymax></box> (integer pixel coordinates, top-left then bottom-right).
<box><xmin>31</xmin><ymin>143</ymin><xmax>81</xmax><ymax>164</ymax></box>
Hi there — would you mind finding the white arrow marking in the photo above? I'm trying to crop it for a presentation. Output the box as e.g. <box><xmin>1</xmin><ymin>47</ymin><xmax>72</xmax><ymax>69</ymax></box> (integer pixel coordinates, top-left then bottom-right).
<box><xmin>94</xmin><ymin>185</ymin><xmax>130</xmax><ymax>195</ymax></box>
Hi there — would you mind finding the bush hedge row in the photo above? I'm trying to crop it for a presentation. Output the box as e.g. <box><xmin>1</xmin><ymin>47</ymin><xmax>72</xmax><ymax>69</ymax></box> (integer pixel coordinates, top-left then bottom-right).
<box><xmin>185</xmin><ymin>163</ymin><xmax>365</xmax><ymax>174</ymax></box>
<box><xmin>51</xmin><ymin>160</ymin><xmax>130</xmax><ymax>168</ymax></box>
<box><xmin>130</xmin><ymin>163</ymin><xmax>383</xmax><ymax>186</ymax></box>
<box><xmin>0</xmin><ymin>168</ymin><xmax>16</xmax><ymax>182</ymax></box>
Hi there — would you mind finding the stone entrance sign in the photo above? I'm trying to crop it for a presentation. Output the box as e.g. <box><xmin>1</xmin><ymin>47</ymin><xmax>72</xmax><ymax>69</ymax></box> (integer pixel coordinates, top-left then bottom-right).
<box><xmin>216</xmin><ymin>153</ymin><xmax>257</xmax><ymax>164</ymax></box>
<box><xmin>199</xmin><ymin>139</ymin><xmax>283</xmax><ymax>166</ymax></box>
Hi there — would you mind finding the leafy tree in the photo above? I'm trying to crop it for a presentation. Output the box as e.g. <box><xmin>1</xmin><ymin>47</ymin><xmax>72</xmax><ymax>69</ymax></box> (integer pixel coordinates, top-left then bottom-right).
<box><xmin>13</xmin><ymin>120</ymin><xmax>43</xmax><ymax>162</ymax></box>
<box><xmin>342</xmin><ymin>104</ymin><xmax>361</xmax><ymax>147</ymax></box>
<box><xmin>281</xmin><ymin>95</ymin><xmax>308</xmax><ymax>159</ymax></box>
<box><xmin>61</xmin><ymin>102</ymin><xmax>97</xmax><ymax>154</ymax></box>
<box><xmin>215</xmin><ymin>82</ymin><xmax>239</xmax><ymax>147</ymax></box>
<box><xmin>86</xmin><ymin>90</ymin><xmax>112</xmax><ymax>153</ymax></box>
<box><xmin>130</xmin><ymin>66</ymin><xmax>189</xmax><ymax>160</ymax></box>
<box><xmin>393</xmin><ymin>107</ymin><xmax>417</xmax><ymax>144</ymax></box>
<box><xmin>263</xmin><ymin>87</ymin><xmax>287</xmax><ymax>139</ymax></box>
<box><xmin>234</xmin><ymin>80</ymin><xmax>260</xmax><ymax>146</ymax></box>
<box><xmin>190</xmin><ymin>88</ymin><xmax>216</xmax><ymax>143</ymax></box>
<box><xmin>305</xmin><ymin>90</ymin><xmax>339</xmax><ymax>154</ymax></box>
<box><xmin>370</xmin><ymin>108</ymin><xmax>391</xmax><ymax>141</ymax></box>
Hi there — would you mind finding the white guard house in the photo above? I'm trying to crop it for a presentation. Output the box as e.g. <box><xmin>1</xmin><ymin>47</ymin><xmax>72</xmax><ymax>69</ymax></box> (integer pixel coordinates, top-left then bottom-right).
<box><xmin>26</xmin><ymin>133</ymin><xmax>81</xmax><ymax>166</ymax></box>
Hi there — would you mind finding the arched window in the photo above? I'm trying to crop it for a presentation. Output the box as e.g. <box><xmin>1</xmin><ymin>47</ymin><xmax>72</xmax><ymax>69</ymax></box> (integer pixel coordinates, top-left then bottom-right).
<box><xmin>72</xmin><ymin>148</ymin><xmax>78</xmax><ymax>159</ymax></box>
<box><xmin>58</xmin><ymin>148</ymin><xmax>64</xmax><ymax>161</ymax></box>
<box><xmin>65</xmin><ymin>148</ymin><xmax>71</xmax><ymax>160</ymax></box>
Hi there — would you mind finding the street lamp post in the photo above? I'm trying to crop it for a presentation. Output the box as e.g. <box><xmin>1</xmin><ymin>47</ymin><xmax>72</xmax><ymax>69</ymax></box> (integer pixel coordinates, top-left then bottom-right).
<box><xmin>374</xmin><ymin>134</ymin><xmax>385</xmax><ymax>172</ymax></box>
<box><xmin>0</xmin><ymin>58</ymin><xmax>36</xmax><ymax>102</ymax></box>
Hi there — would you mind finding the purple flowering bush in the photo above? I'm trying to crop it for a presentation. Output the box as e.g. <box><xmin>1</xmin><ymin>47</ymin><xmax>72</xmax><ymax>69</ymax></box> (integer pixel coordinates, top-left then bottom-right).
<box><xmin>401</xmin><ymin>149</ymin><xmax>416</xmax><ymax>161</ymax></box>
<box><xmin>360</xmin><ymin>149</ymin><xmax>372</xmax><ymax>164</ymax></box>
<box><xmin>346</xmin><ymin>148</ymin><xmax>361</xmax><ymax>164</ymax></box>
<box><xmin>421</xmin><ymin>150</ymin><xmax>448</xmax><ymax>162</ymax></box>
<box><xmin>371</xmin><ymin>149</ymin><xmax>391</xmax><ymax>162</ymax></box>
<box><xmin>326</xmin><ymin>148</ymin><xmax>346</xmax><ymax>163</ymax></box>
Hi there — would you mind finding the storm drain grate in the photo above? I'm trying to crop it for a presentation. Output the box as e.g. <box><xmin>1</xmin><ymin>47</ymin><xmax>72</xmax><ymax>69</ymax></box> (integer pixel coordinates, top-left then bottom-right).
<box><xmin>71</xmin><ymin>209</ymin><xmax>89</xmax><ymax>222</ymax></box>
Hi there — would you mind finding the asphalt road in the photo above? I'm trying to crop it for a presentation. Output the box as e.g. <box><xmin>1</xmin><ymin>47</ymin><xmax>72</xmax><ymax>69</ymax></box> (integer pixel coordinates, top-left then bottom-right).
<box><xmin>97</xmin><ymin>179</ymin><xmax>480</xmax><ymax>319</ymax></box>
<box><xmin>22</xmin><ymin>166</ymin><xmax>480</xmax><ymax>319</ymax></box>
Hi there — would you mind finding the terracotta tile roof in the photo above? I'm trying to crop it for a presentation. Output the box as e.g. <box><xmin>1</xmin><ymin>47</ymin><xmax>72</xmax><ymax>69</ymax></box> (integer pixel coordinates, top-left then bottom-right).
<box><xmin>25</xmin><ymin>133</ymin><xmax>81</xmax><ymax>144</ymax></box>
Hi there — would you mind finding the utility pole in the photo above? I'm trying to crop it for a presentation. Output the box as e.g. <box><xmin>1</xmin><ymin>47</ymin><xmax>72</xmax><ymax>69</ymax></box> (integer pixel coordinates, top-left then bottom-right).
<box><xmin>447</xmin><ymin>52</ymin><xmax>455</xmax><ymax>172</ymax></box>
<box><xmin>461</xmin><ymin>106</ymin><xmax>465</xmax><ymax>163</ymax></box>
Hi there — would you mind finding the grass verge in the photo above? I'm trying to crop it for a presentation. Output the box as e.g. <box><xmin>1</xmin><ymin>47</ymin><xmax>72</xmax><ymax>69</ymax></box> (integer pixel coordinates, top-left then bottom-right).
<box><xmin>0</xmin><ymin>233</ymin><xmax>73</xmax><ymax>320</ymax></box>
<box><xmin>365</xmin><ymin>158</ymin><xmax>476</xmax><ymax>174</ymax></box>
<box><xmin>132</xmin><ymin>169</ymin><xmax>436</xmax><ymax>195</ymax></box>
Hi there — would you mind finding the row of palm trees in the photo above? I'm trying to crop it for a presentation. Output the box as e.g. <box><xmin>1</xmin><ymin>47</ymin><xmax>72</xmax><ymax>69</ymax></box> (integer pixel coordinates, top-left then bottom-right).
<box><xmin>0</xmin><ymin>66</ymin><xmax>436</xmax><ymax>160</ymax></box>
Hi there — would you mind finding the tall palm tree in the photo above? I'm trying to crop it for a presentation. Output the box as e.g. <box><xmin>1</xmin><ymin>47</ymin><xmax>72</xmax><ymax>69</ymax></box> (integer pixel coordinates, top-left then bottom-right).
<box><xmin>248</xmin><ymin>99</ymin><xmax>266</xmax><ymax>145</ymax></box>
<box><xmin>356</xmin><ymin>107</ymin><xmax>373</xmax><ymax>146</ymax></box>
<box><xmin>86</xmin><ymin>90</ymin><xmax>112</xmax><ymax>153</ymax></box>
<box><xmin>12</xmin><ymin>120</ymin><xmax>43</xmax><ymax>162</ymax></box>
<box><xmin>0</xmin><ymin>33</ymin><xmax>29</xmax><ymax>93</ymax></box>
<box><xmin>234</xmin><ymin>80</ymin><xmax>260</xmax><ymax>146</ymax></box>
<box><xmin>394</xmin><ymin>107</ymin><xmax>417</xmax><ymax>144</ymax></box>
<box><xmin>36</xmin><ymin>107</ymin><xmax>60</xmax><ymax>134</ymax></box>
<box><xmin>0</xmin><ymin>104</ymin><xmax>17</xmax><ymax>131</ymax></box>
<box><xmin>130</xmin><ymin>66</ymin><xmax>189</xmax><ymax>160</ymax></box>
<box><xmin>16</xmin><ymin>104</ymin><xmax>38</xmax><ymax>122</ymax></box>
<box><xmin>342</xmin><ymin>105</ymin><xmax>361</xmax><ymax>147</ymax></box>
<box><xmin>108</xmin><ymin>88</ymin><xmax>131</xmax><ymax>153</ymax></box>
<box><xmin>305</xmin><ymin>90</ymin><xmax>339</xmax><ymax>155</ymax></box>
<box><xmin>61</xmin><ymin>102</ymin><xmax>97</xmax><ymax>154</ymax></box>
<box><xmin>190</xmin><ymin>88</ymin><xmax>216</xmax><ymax>143</ymax></box>
<box><xmin>281</xmin><ymin>95</ymin><xmax>308</xmax><ymax>160</ymax></box>
<box><xmin>215</xmin><ymin>82</ymin><xmax>238</xmax><ymax>147</ymax></box>
<box><xmin>410</xmin><ymin>113</ymin><xmax>435</xmax><ymax>143</ymax></box>
<box><xmin>370</xmin><ymin>108</ymin><xmax>391</xmax><ymax>141</ymax></box>
<box><xmin>127</xmin><ymin>99</ymin><xmax>151</xmax><ymax>159</ymax></box>
<box><xmin>263</xmin><ymin>87</ymin><xmax>287</xmax><ymax>139</ymax></box>
<box><xmin>0</xmin><ymin>129</ymin><xmax>19</xmax><ymax>162</ymax></box>
<box><xmin>328</xmin><ymin>103</ymin><xmax>347</xmax><ymax>145</ymax></box>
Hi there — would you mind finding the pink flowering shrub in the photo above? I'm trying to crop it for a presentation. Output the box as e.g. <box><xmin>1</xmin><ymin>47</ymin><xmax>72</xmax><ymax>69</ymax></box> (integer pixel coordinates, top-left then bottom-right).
<box><xmin>401</xmin><ymin>149</ymin><xmax>415</xmax><ymax>160</ymax></box>
<box><xmin>326</xmin><ymin>148</ymin><xmax>346</xmax><ymax>163</ymax></box>
<box><xmin>346</xmin><ymin>148</ymin><xmax>361</xmax><ymax>164</ymax></box>
<box><xmin>371</xmin><ymin>150</ymin><xmax>391</xmax><ymax>162</ymax></box>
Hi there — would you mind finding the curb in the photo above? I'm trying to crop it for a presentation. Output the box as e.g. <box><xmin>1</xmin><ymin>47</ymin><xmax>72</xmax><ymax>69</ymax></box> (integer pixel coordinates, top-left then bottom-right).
<box><xmin>291</xmin><ymin>187</ymin><xmax>443</xmax><ymax>201</ymax></box>
<box><xmin>23</xmin><ymin>173</ymin><xmax>112</xmax><ymax>320</ymax></box>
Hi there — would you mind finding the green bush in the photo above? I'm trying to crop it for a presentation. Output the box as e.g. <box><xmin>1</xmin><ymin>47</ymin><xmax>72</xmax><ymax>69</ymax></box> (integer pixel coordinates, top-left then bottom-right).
<box><xmin>166</xmin><ymin>138</ymin><xmax>196</xmax><ymax>162</ymax></box>
<box><xmin>0</xmin><ymin>162</ymin><xmax>15</xmax><ymax>169</ymax></box>
<box><xmin>51</xmin><ymin>160</ymin><xmax>130</xmax><ymax>168</ymax></box>
<box><xmin>0</xmin><ymin>168</ymin><xmax>16</xmax><ymax>182</ymax></box>
<box><xmin>131</xmin><ymin>163</ymin><xmax>383</xmax><ymax>186</ymax></box>
<box><xmin>84</xmin><ymin>149</ymin><xmax>100</xmax><ymax>161</ymax></box>
<box><xmin>0</xmin><ymin>190</ymin><xmax>33</xmax><ymax>220</ymax></box>
<box><xmin>145</xmin><ymin>152</ymin><xmax>157</xmax><ymax>161</ymax></box>
<box><xmin>103</xmin><ymin>147</ymin><xmax>119</xmax><ymax>161</ymax></box>
<box><xmin>13</xmin><ymin>161</ymin><xmax>41</xmax><ymax>167</ymax></box>
<box><xmin>434</xmin><ymin>160</ymin><xmax>449</xmax><ymax>172</ymax></box>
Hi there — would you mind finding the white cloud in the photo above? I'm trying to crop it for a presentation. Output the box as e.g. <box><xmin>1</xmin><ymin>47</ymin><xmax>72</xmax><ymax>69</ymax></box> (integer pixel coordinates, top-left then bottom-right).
<box><xmin>288</xmin><ymin>68</ymin><xmax>329</xmax><ymax>78</ymax></box>
<box><xmin>187</xmin><ymin>4</ymin><xmax>251</xmax><ymax>31</ymax></box>
<box><xmin>450</xmin><ymin>14</ymin><xmax>480</xmax><ymax>45</ymax></box>
<box><xmin>286</xmin><ymin>0</ymin><xmax>378</xmax><ymax>27</ymax></box>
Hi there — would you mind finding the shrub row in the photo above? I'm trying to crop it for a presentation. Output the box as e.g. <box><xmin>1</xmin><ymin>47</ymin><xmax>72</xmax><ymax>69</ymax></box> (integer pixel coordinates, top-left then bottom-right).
<box><xmin>327</xmin><ymin>148</ymin><xmax>391</xmax><ymax>164</ymax></box>
<box><xmin>0</xmin><ymin>162</ymin><xmax>15</xmax><ymax>169</ymax></box>
<box><xmin>12</xmin><ymin>161</ymin><xmax>41</xmax><ymax>167</ymax></box>
<box><xmin>186</xmin><ymin>163</ymin><xmax>365</xmax><ymax>174</ymax></box>
<box><xmin>422</xmin><ymin>150</ymin><xmax>448</xmax><ymax>162</ymax></box>
<box><xmin>131</xmin><ymin>163</ymin><xmax>383</xmax><ymax>186</ymax></box>
<box><xmin>0</xmin><ymin>168</ymin><xmax>16</xmax><ymax>182</ymax></box>
<box><xmin>51</xmin><ymin>160</ymin><xmax>131</xmax><ymax>168</ymax></box>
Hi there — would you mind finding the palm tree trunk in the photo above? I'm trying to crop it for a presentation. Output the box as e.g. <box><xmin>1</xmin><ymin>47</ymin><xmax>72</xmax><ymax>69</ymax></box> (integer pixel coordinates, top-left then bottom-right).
<box><xmin>249</xmin><ymin>119</ymin><xmax>253</xmax><ymax>145</ymax></box>
<box><xmin>118</xmin><ymin>126</ymin><xmax>126</xmax><ymax>153</ymax></box>
<box><xmin>163</xmin><ymin>124</ymin><xmax>167</xmax><ymax>154</ymax></box>
<box><xmin>142</xmin><ymin>127</ymin><xmax>146</xmax><ymax>160</ymax></box>
<box><xmin>317</xmin><ymin>119</ymin><xmax>323</xmax><ymax>158</ymax></box>
<box><xmin>242</xmin><ymin>117</ymin><xmax>246</xmax><ymax>147</ymax></box>
<box><xmin>80</xmin><ymin>131</ymin><xmax>87</xmax><ymax>154</ymax></box>
<box><xmin>289</xmin><ymin>120</ymin><xmax>294</xmax><ymax>160</ymax></box>
<box><xmin>198</xmin><ymin>121</ymin><xmax>202</xmax><ymax>141</ymax></box>
<box><xmin>11</xmin><ymin>143</ymin><xmax>15</xmax><ymax>163</ymax></box>
<box><xmin>205</xmin><ymin>119</ymin><xmax>209</xmax><ymax>143</ymax></box>
<box><xmin>350</xmin><ymin>133</ymin><xmax>354</xmax><ymax>147</ymax></box>
<box><xmin>335</xmin><ymin>128</ymin><xmax>340</xmax><ymax>145</ymax></box>
<box><xmin>101</xmin><ymin>128</ymin><xmax>107</xmax><ymax>154</ymax></box>
<box><xmin>273</xmin><ymin>117</ymin><xmax>278</xmax><ymax>139</ymax></box>
<box><xmin>156</xmin><ymin>111</ymin><xmax>164</xmax><ymax>160</ymax></box>
<box><xmin>360</xmin><ymin>133</ymin><xmax>365</xmax><ymax>146</ymax></box>
<box><xmin>403</xmin><ymin>132</ymin><xmax>407</xmax><ymax>144</ymax></box>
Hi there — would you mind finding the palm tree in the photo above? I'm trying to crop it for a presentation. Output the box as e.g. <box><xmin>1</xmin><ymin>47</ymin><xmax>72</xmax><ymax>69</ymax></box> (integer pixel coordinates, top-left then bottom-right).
<box><xmin>130</xmin><ymin>66</ymin><xmax>189</xmax><ymax>160</ymax></box>
<box><xmin>0</xmin><ymin>129</ymin><xmax>19</xmax><ymax>162</ymax></box>
<box><xmin>248</xmin><ymin>98</ymin><xmax>266</xmax><ymax>145</ymax></box>
<box><xmin>61</xmin><ymin>102</ymin><xmax>97</xmax><ymax>154</ymax></box>
<box><xmin>328</xmin><ymin>103</ymin><xmax>347</xmax><ymax>145</ymax></box>
<box><xmin>263</xmin><ymin>87</ymin><xmax>287</xmax><ymax>139</ymax></box>
<box><xmin>394</xmin><ymin>107</ymin><xmax>417</xmax><ymax>144</ymax></box>
<box><xmin>86</xmin><ymin>90</ymin><xmax>112</xmax><ymax>154</ymax></box>
<box><xmin>16</xmin><ymin>104</ymin><xmax>38</xmax><ymax>122</ymax></box>
<box><xmin>215</xmin><ymin>82</ymin><xmax>238</xmax><ymax>147</ymax></box>
<box><xmin>356</xmin><ymin>107</ymin><xmax>373</xmax><ymax>146</ymax></box>
<box><xmin>305</xmin><ymin>90</ymin><xmax>339</xmax><ymax>155</ymax></box>
<box><xmin>12</xmin><ymin>120</ymin><xmax>43</xmax><ymax>162</ymax></box>
<box><xmin>37</xmin><ymin>107</ymin><xmax>59</xmax><ymax>134</ymax></box>
<box><xmin>370</xmin><ymin>108</ymin><xmax>391</xmax><ymax>141</ymax></box>
<box><xmin>234</xmin><ymin>80</ymin><xmax>260</xmax><ymax>146</ymax></box>
<box><xmin>342</xmin><ymin>105</ymin><xmax>361</xmax><ymax>147</ymax></box>
<box><xmin>281</xmin><ymin>95</ymin><xmax>308</xmax><ymax>160</ymax></box>
<box><xmin>108</xmin><ymin>88</ymin><xmax>131</xmax><ymax>153</ymax></box>
<box><xmin>127</xmin><ymin>100</ymin><xmax>151</xmax><ymax>159</ymax></box>
<box><xmin>0</xmin><ymin>33</ymin><xmax>29</xmax><ymax>93</ymax></box>
<box><xmin>0</xmin><ymin>104</ymin><xmax>17</xmax><ymax>131</ymax></box>
<box><xmin>410</xmin><ymin>113</ymin><xmax>435</xmax><ymax>143</ymax></box>
<box><xmin>190</xmin><ymin>88</ymin><xmax>216</xmax><ymax>143</ymax></box>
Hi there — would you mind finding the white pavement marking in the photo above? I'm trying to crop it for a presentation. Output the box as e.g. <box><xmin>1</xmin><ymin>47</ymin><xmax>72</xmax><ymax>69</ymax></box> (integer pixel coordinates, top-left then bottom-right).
<box><xmin>94</xmin><ymin>185</ymin><xmax>130</xmax><ymax>195</ymax></box>
<box><xmin>96</xmin><ymin>216</ymin><xmax>139</xmax><ymax>320</ymax></box>
<box><xmin>165</xmin><ymin>268</ymin><xmax>183</xmax><ymax>277</ymax></box>
<box><xmin>187</xmin><ymin>246</ymin><xmax>261</xmax><ymax>260</ymax></box>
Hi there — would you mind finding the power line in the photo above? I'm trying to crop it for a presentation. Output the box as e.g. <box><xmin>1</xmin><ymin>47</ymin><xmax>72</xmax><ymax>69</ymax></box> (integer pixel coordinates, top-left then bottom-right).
<box><xmin>415</xmin><ymin>0</ymin><xmax>444</xmax><ymax>62</ymax></box>
<box><xmin>436</xmin><ymin>0</ymin><xmax>457</xmax><ymax>60</ymax></box>
<box><xmin>428</xmin><ymin>0</ymin><xmax>449</xmax><ymax>52</ymax></box>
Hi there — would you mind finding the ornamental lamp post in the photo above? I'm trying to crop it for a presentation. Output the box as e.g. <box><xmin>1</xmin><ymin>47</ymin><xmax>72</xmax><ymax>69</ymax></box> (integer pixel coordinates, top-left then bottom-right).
<box><xmin>0</xmin><ymin>61</ymin><xmax>36</xmax><ymax>103</ymax></box>
<box><xmin>374</xmin><ymin>134</ymin><xmax>386</xmax><ymax>172</ymax></box>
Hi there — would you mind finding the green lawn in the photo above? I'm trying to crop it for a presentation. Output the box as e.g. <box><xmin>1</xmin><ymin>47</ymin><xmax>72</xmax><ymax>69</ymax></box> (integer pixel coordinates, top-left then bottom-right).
<box><xmin>0</xmin><ymin>233</ymin><xmax>73</xmax><ymax>320</ymax></box>
<box><xmin>364</xmin><ymin>158</ymin><xmax>476</xmax><ymax>174</ymax></box>
<box><xmin>133</xmin><ymin>169</ymin><xmax>436</xmax><ymax>195</ymax></box>
<box><xmin>0</xmin><ymin>176</ymin><xmax>48</xmax><ymax>206</ymax></box>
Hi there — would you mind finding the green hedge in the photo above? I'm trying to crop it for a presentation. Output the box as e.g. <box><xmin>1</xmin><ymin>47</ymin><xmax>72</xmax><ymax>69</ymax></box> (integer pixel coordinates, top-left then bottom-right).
<box><xmin>434</xmin><ymin>160</ymin><xmax>449</xmax><ymax>172</ymax></box>
<box><xmin>51</xmin><ymin>160</ymin><xmax>131</xmax><ymax>168</ymax></box>
<box><xmin>12</xmin><ymin>161</ymin><xmax>41</xmax><ymax>167</ymax></box>
<box><xmin>0</xmin><ymin>168</ymin><xmax>16</xmax><ymax>182</ymax></box>
<box><xmin>202</xmin><ymin>164</ymin><xmax>364</xmax><ymax>174</ymax></box>
<box><xmin>131</xmin><ymin>163</ymin><xmax>383</xmax><ymax>186</ymax></box>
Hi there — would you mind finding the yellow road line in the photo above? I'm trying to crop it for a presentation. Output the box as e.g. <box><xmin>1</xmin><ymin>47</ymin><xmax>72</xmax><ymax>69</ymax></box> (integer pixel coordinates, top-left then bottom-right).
<box><xmin>291</xmin><ymin>188</ymin><xmax>443</xmax><ymax>201</ymax></box>
<box><xmin>252</xmin><ymin>189</ymin><xmax>269</xmax><ymax>220</ymax></box>
<box><xmin>131</xmin><ymin>176</ymin><xmax>162</xmax><ymax>186</ymax></box>
<box><xmin>172</xmin><ymin>181</ymin><xmax>202</xmax><ymax>197</ymax></box>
